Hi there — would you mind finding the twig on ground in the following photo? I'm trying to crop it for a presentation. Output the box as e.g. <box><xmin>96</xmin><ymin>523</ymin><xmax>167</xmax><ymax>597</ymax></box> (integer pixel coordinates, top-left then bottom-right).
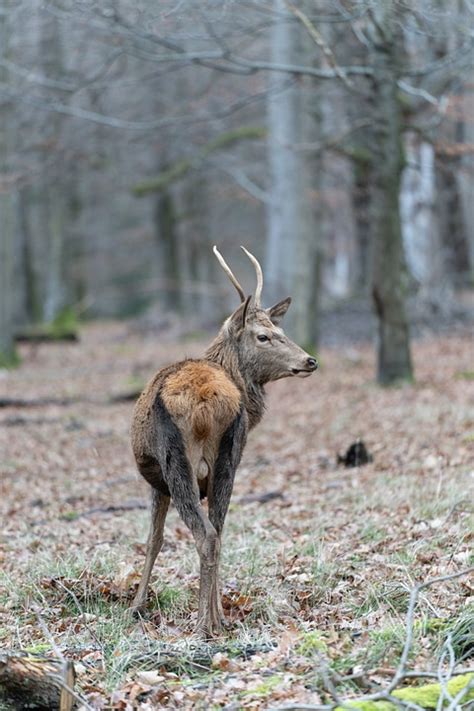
<box><xmin>365</xmin><ymin>567</ymin><xmax>474</xmax><ymax>702</ymax></box>
<box><xmin>447</xmin><ymin>675</ymin><xmax>474</xmax><ymax>710</ymax></box>
<box><xmin>61</xmin><ymin>502</ymin><xmax>148</xmax><ymax>519</ymax></box>
<box><xmin>52</xmin><ymin>579</ymin><xmax>104</xmax><ymax>658</ymax></box>
<box><xmin>32</xmin><ymin>607</ymin><xmax>95</xmax><ymax>711</ymax></box>
<box><xmin>270</xmin><ymin>567</ymin><xmax>474</xmax><ymax>711</ymax></box>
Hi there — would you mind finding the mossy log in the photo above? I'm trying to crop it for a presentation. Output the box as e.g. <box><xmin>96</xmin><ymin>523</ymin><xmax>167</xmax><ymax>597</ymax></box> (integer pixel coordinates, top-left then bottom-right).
<box><xmin>132</xmin><ymin>126</ymin><xmax>266</xmax><ymax>195</ymax></box>
<box><xmin>15</xmin><ymin>331</ymin><xmax>78</xmax><ymax>343</ymax></box>
<box><xmin>336</xmin><ymin>673</ymin><xmax>474</xmax><ymax>710</ymax></box>
<box><xmin>0</xmin><ymin>653</ymin><xmax>75</xmax><ymax>711</ymax></box>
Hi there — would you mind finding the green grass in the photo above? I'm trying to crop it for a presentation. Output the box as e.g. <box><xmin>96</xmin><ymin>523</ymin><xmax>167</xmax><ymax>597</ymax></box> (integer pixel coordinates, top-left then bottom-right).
<box><xmin>24</xmin><ymin>306</ymin><xmax>80</xmax><ymax>341</ymax></box>
<box><xmin>0</xmin><ymin>347</ymin><xmax>21</xmax><ymax>368</ymax></box>
<box><xmin>242</xmin><ymin>674</ymin><xmax>283</xmax><ymax>698</ymax></box>
<box><xmin>363</xmin><ymin>624</ymin><xmax>411</xmax><ymax>668</ymax></box>
<box><xmin>359</xmin><ymin>522</ymin><xmax>387</xmax><ymax>544</ymax></box>
<box><xmin>296</xmin><ymin>630</ymin><xmax>328</xmax><ymax>657</ymax></box>
<box><xmin>456</xmin><ymin>370</ymin><xmax>474</xmax><ymax>380</ymax></box>
<box><xmin>436</xmin><ymin>606</ymin><xmax>474</xmax><ymax>663</ymax></box>
<box><xmin>152</xmin><ymin>584</ymin><xmax>191</xmax><ymax>615</ymax></box>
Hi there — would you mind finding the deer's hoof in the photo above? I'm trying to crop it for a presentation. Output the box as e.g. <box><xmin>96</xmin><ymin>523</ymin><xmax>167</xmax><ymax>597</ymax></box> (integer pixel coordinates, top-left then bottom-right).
<box><xmin>194</xmin><ymin>619</ymin><xmax>224</xmax><ymax>640</ymax></box>
<box><xmin>130</xmin><ymin>601</ymin><xmax>147</xmax><ymax>619</ymax></box>
<box><xmin>218</xmin><ymin>615</ymin><xmax>231</xmax><ymax>630</ymax></box>
<box><xmin>194</xmin><ymin>615</ymin><xmax>232</xmax><ymax>640</ymax></box>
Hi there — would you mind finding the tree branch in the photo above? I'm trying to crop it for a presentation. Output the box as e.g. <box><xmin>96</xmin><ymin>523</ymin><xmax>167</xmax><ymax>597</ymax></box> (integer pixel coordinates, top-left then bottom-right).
<box><xmin>269</xmin><ymin>567</ymin><xmax>474</xmax><ymax>711</ymax></box>
<box><xmin>132</xmin><ymin>126</ymin><xmax>266</xmax><ymax>195</ymax></box>
<box><xmin>286</xmin><ymin>3</ymin><xmax>354</xmax><ymax>88</ymax></box>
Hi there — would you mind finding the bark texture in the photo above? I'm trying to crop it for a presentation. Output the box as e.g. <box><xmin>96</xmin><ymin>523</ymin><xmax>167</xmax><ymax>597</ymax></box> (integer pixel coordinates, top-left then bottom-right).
<box><xmin>265</xmin><ymin>0</ymin><xmax>317</xmax><ymax>347</ymax></box>
<box><xmin>0</xmin><ymin>1</ymin><xmax>18</xmax><ymax>366</ymax></box>
<box><xmin>369</xmin><ymin>1</ymin><xmax>413</xmax><ymax>385</ymax></box>
<box><xmin>0</xmin><ymin>653</ymin><xmax>75</xmax><ymax>711</ymax></box>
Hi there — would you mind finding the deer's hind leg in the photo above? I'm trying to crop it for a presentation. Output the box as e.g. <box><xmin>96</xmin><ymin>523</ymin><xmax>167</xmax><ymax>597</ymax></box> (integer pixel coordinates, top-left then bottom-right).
<box><xmin>132</xmin><ymin>487</ymin><xmax>170</xmax><ymax>614</ymax></box>
<box><xmin>151</xmin><ymin>396</ymin><xmax>224</xmax><ymax>636</ymax></box>
<box><xmin>207</xmin><ymin>407</ymin><xmax>247</xmax><ymax>629</ymax></box>
<box><xmin>164</xmin><ymin>464</ymin><xmax>220</xmax><ymax>636</ymax></box>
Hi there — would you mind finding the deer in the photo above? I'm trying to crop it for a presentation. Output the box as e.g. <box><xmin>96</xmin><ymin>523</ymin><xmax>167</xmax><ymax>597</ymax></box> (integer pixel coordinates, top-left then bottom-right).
<box><xmin>130</xmin><ymin>245</ymin><xmax>318</xmax><ymax>636</ymax></box>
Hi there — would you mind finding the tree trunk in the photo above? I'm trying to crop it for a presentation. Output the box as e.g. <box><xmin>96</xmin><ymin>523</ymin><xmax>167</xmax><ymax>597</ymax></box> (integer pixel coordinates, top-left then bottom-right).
<box><xmin>369</xmin><ymin>2</ymin><xmax>413</xmax><ymax>385</ymax></box>
<box><xmin>0</xmin><ymin>653</ymin><xmax>75</xmax><ymax>711</ymax></box>
<box><xmin>0</xmin><ymin>1</ymin><xmax>19</xmax><ymax>367</ymax></box>
<box><xmin>21</xmin><ymin>12</ymin><xmax>72</xmax><ymax>325</ymax></box>
<box><xmin>154</xmin><ymin>191</ymin><xmax>179</xmax><ymax>311</ymax></box>
<box><xmin>400</xmin><ymin>135</ymin><xmax>439</xmax><ymax>289</ymax></box>
<box><xmin>352</xmin><ymin>153</ymin><xmax>373</xmax><ymax>297</ymax></box>
<box><xmin>265</xmin><ymin>0</ymin><xmax>317</xmax><ymax>347</ymax></box>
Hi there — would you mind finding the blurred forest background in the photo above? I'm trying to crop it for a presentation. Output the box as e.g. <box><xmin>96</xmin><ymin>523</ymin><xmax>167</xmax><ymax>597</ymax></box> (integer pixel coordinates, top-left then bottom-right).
<box><xmin>1</xmin><ymin>0</ymin><xmax>473</xmax><ymax>383</ymax></box>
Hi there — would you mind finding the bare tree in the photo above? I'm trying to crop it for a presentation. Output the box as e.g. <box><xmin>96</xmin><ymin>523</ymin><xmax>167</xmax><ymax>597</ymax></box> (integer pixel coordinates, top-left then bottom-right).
<box><xmin>0</xmin><ymin>1</ymin><xmax>18</xmax><ymax>366</ymax></box>
<box><xmin>0</xmin><ymin>0</ymin><xmax>471</xmax><ymax>373</ymax></box>
<box><xmin>367</xmin><ymin>1</ymin><xmax>413</xmax><ymax>384</ymax></box>
<box><xmin>265</xmin><ymin>0</ymin><xmax>318</xmax><ymax>348</ymax></box>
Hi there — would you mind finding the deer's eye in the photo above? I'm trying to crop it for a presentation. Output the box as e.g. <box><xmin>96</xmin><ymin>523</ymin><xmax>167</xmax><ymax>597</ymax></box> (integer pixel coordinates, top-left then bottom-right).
<box><xmin>257</xmin><ymin>334</ymin><xmax>269</xmax><ymax>342</ymax></box>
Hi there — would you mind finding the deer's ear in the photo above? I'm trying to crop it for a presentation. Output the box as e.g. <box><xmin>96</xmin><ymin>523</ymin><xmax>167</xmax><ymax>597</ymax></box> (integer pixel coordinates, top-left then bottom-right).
<box><xmin>267</xmin><ymin>297</ymin><xmax>291</xmax><ymax>325</ymax></box>
<box><xmin>228</xmin><ymin>295</ymin><xmax>252</xmax><ymax>333</ymax></box>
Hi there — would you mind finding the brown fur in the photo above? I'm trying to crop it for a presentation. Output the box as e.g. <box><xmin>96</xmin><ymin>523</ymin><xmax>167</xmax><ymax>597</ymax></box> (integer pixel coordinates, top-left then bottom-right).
<box><xmin>131</xmin><ymin>360</ymin><xmax>241</xmax><ymax>473</ymax></box>
<box><xmin>161</xmin><ymin>362</ymin><xmax>241</xmax><ymax>442</ymax></box>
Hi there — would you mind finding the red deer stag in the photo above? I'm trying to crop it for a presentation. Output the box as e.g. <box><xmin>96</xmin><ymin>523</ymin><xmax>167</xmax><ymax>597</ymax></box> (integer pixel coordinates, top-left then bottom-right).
<box><xmin>131</xmin><ymin>246</ymin><xmax>318</xmax><ymax>635</ymax></box>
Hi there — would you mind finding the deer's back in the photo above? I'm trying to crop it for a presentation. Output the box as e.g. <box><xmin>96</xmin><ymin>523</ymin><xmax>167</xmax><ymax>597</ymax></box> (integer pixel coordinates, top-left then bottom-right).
<box><xmin>131</xmin><ymin>360</ymin><xmax>242</xmax><ymax>492</ymax></box>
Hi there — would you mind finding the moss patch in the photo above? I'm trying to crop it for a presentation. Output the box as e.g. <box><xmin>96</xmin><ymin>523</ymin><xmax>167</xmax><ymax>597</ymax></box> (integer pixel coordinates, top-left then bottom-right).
<box><xmin>337</xmin><ymin>673</ymin><xmax>474</xmax><ymax>710</ymax></box>
<box><xmin>133</xmin><ymin>126</ymin><xmax>266</xmax><ymax>195</ymax></box>
<box><xmin>0</xmin><ymin>348</ymin><xmax>20</xmax><ymax>368</ymax></box>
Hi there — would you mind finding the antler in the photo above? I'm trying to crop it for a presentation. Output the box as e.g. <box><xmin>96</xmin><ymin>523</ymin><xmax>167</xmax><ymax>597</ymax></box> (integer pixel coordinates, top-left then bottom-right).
<box><xmin>241</xmin><ymin>246</ymin><xmax>263</xmax><ymax>308</ymax></box>
<box><xmin>213</xmin><ymin>245</ymin><xmax>245</xmax><ymax>303</ymax></box>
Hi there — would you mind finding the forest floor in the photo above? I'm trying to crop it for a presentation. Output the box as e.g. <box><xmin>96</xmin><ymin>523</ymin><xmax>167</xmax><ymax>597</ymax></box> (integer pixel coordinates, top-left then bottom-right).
<box><xmin>0</xmin><ymin>321</ymin><xmax>473</xmax><ymax>710</ymax></box>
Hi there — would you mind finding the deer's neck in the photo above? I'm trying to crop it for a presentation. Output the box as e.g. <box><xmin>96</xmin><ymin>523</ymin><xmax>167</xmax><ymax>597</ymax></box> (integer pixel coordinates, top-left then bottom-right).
<box><xmin>205</xmin><ymin>334</ymin><xmax>265</xmax><ymax>429</ymax></box>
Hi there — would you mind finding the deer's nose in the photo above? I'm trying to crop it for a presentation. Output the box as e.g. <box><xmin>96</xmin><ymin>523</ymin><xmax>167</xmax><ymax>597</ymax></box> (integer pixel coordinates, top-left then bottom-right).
<box><xmin>307</xmin><ymin>357</ymin><xmax>318</xmax><ymax>370</ymax></box>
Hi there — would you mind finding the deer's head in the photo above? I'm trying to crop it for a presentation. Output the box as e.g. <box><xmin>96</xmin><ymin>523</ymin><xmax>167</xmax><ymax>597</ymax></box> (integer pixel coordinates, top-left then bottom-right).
<box><xmin>214</xmin><ymin>246</ymin><xmax>318</xmax><ymax>385</ymax></box>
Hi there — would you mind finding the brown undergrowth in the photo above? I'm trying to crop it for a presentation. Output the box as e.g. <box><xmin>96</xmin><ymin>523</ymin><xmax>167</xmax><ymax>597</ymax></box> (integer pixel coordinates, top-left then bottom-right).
<box><xmin>0</xmin><ymin>322</ymin><xmax>473</xmax><ymax>709</ymax></box>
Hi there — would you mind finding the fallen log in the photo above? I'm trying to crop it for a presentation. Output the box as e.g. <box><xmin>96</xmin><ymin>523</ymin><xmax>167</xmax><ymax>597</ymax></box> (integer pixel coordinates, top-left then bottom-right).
<box><xmin>61</xmin><ymin>501</ymin><xmax>148</xmax><ymax>520</ymax></box>
<box><xmin>0</xmin><ymin>397</ymin><xmax>73</xmax><ymax>408</ymax></box>
<box><xmin>0</xmin><ymin>652</ymin><xmax>75</xmax><ymax>711</ymax></box>
<box><xmin>237</xmin><ymin>490</ymin><xmax>284</xmax><ymax>504</ymax></box>
<box><xmin>15</xmin><ymin>332</ymin><xmax>79</xmax><ymax>343</ymax></box>
<box><xmin>109</xmin><ymin>389</ymin><xmax>142</xmax><ymax>403</ymax></box>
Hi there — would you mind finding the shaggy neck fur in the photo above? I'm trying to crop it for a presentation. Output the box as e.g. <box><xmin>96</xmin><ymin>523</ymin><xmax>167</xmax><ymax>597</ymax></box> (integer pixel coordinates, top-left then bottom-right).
<box><xmin>205</xmin><ymin>331</ymin><xmax>265</xmax><ymax>430</ymax></box>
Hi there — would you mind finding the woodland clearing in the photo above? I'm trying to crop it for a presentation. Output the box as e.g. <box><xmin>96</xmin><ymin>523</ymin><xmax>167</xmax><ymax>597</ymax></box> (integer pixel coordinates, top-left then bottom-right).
<box><xmin>0</xmin><ymin>322</ymin><xmax>473</xmax><ymax>709</ymax></box>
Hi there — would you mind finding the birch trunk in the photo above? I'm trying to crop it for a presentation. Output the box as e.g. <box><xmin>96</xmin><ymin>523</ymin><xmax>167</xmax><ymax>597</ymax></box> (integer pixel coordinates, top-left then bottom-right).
<box><xmin>265</xmin><ymin>0</ymin><xmax>317</xmax><ymax>347</ymax></box>
<box><xmin>400</xmin><ymin>135</ymin><xmax>439</xmax><ymax>289</ymax></box>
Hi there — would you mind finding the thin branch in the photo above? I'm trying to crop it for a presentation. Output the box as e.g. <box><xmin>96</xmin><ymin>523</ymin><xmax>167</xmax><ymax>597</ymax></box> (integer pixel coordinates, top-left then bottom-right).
<box><xmin>32</xmin><ymin>607</ymin><xmax>94</xmax><ymax>711</ymax></box>
<box><xmin>397</xmin><ymin>80</ymin><xmax>441</xmax><ymax>107</ymax></box>
<box><xmin>361</xmin><ymin>568</ymin><xmax>474</xmax><ymax>703</ymax></box>
<box><xmin>286</xmin><ymin>3</ymin><xmax>353</xmax><ymax>89</ymax></box>
<box><xmin>132</xmin><ymin>126</ymin><xmax>266</xmax><ymax>195</ymax></box>
<box><xmin>436</xmin><ymin>633</ymin><xmax>456</xmax><ymax>709</ymax></box>
<box><xmin>448</xmin><ymin>676</ymin><xmax>474</xmax><ymax>710</ymax></box>
<box><xmin>0</xmin><ymin>58</ymin><xmax>76</xmax><ymax>90</ymax></box>
<box><xmin>293</xmin><ymin>119</ymin><xmax>374</xmax><ymax>153</ymax></box>
<box><xmin>0</xmin><ymin>83</ymin><xmax>274</xmax><ymax>132</ymax></box>
<box><xmin>271</xmin><ymin>568</ymin><xmax>474</xmax><ymax>711</ymax></box>
<box><xmin>213</xmin><ymin>161</ymin><xmax>270</xmax><ymax>204</ymax></box>
<box><xmin>405</xmin><ymin>39</ymin><xmax>474</xmax><ymax>77</ymax></box>
<box><xmin>52</xmin><ymin>579</ymin><xmax>104</xmax><ymax>655</ymax></box>
<box><xmin>225</xmin><ymin>55</ymin><xmax>373</xmax><ymax>79</ymax></box>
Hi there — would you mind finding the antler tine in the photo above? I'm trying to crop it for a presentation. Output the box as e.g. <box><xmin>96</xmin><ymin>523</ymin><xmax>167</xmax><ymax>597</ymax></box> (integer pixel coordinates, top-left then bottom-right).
<box><xmin>213</xmin><ymin>245</ymin><xmax>245</xmax><ymax>303</ymax></box>
<box><xmin>240</xmin><ymin>246</ymin><xmax>263</xmax><ymax>308</ymax></box>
